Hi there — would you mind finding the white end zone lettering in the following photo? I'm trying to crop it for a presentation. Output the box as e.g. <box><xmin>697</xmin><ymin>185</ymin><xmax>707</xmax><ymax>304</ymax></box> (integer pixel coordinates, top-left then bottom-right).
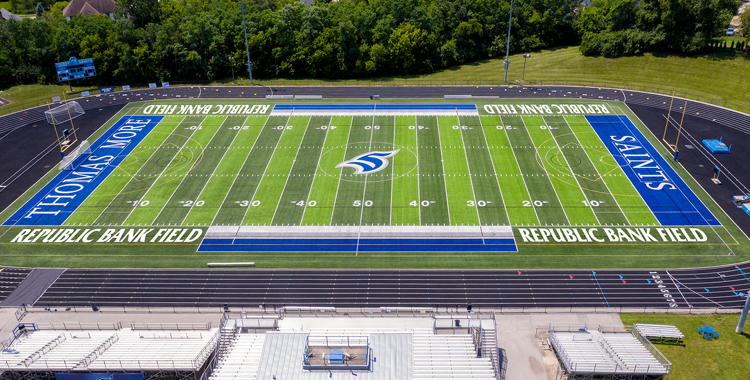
<box><xmin>517</xmin><ymin>227</ymin><xmax>709</xmax><ymax>243</ymax></box>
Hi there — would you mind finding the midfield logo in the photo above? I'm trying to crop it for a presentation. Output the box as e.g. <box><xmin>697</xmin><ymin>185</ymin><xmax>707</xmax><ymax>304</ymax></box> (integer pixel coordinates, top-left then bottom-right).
<box><xmin>336</xmin><ymin>150</ymin><xmax>400</xmax><ymax>174</ymax></box>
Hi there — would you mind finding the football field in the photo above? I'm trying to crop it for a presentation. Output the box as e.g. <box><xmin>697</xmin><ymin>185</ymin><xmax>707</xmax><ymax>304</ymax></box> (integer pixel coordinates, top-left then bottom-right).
<box><xmin>1</xmin><ymin>99</ymin><xmax>739</xmax><ymax>263</ymax></box>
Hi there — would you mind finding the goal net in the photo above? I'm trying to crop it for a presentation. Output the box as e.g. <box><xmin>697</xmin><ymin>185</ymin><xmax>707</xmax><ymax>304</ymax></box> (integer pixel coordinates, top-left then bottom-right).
<box><xmin>45</xmin><ymin>101</ymin><xmax>85</xmax><ymax>125</ymax></box>
<box><xmin>60</xmin><ymin>140</ymin><xmax>92</xmax><ymax>171</ymax></box>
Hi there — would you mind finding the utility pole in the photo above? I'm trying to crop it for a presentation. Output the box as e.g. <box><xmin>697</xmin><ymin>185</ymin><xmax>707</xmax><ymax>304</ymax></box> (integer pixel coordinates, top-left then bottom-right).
<box><xmin>503</xmin><ymin>0</ymin><xmax>514</xmax><ymax>82</ymax></box>
<box><xmin>522</xmin><ymin>54</ymin><xmax>530</xmax><ymax>81</ymax></box>
<box><xmin>240</xmin><ymin>0</ymin><xmax>253</xmax><ymax>84</ymax></box>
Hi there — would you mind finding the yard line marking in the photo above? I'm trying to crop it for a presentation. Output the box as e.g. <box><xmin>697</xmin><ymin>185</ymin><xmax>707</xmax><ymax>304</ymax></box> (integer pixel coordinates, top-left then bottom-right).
<box><xmin>518</xmin><ymin>116</ymin><xmax>570</xmax><ymax>226</ymax></box>
<box><xmin>239</xmin><ymin>112</ymin><xmax>296</xmax><ymax>226</ymax></box>
<box><xmin>559</xmin><ymin>116</ymin><xmax>630</xmax><ymax>225</ymax></box>
<box><xmin>329</xmin><ymin>117</ymin><xmax>355</xmax><ymax>226</ymax></box>
<box><xmin>180</xmin><ymin>116</ymin><xmax>248</xmax><ymax>226</ymax></box>
<box><xmin>92</xmin><ymin>115</ymin><xmax>194</xmax><ymax>225</ymax></box>
<box><xmin>584</xmin><ymin>115</ymin><xmax>658</xmax><ymax>225</ymax></box>
<box><xmin>149</xmin><ymin>116</ymin><xmax>228</xmax><ymax>225</ymax></box>
<box><xmin>270</xmin><ymin>116</ymin><xmax>314</xmax><ymax>225</ymax></box>
<box><xmin>541</xmin><ymin>115</ymin><xmax>601</xmax><ymax>226</ymax></box>
<box><xmin>415</xmin><ymin>115</ymin><xmax>422</xmax><ymax>225</ymax></box>
<box><xmin>500</xmin><ymin>116</ymin><xmax>540</xmax><ymax>225</ymax></box>
<box><xmin>664</xmin><ymin>270</ymin><xmax>692</xmax><ymax>308</ymax></box>
<box><xmin>476</xmin><ymin>115</ymin><xmax>511</xmax><ymax>226</ymax></box>
<box><xmin>356</xmin><ymin>111</ymin><xmax>377</xmax><ymax>255</ymax></box>
<box><xmin>300</xmin><ymin>116</ymin><xmax>332</xmax><ymax>224</ymax></box>
<box><xmin>433</xmin><ymin>115</ymin><xmax>451</xmax><ymax>226</ymax></box>
<box><xmin>53</xmin><ymin>103</ymin><xmax>151</xmax><ymax>225</ymax></box>
<box><xmin>209</xmin><ymin>115</ymin><xmax>271</xmax><ymax>227</ymax></box>
<box><xmin>389</xmin><ymin>116</ymin><xmax>396</xmax><ymax>226</ymax></box>
<box><xmin>456</xmin><ymin>111</ymin><xmax>482</xmax><ymax>226</ymax></box>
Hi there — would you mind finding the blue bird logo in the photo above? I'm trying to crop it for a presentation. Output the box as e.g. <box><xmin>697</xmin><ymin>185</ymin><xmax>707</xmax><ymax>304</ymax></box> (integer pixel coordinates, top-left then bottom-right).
<box><xmin>336</xmin><ymin>150</ymin><xmax>400</xmax><ymax>174</ymax></box>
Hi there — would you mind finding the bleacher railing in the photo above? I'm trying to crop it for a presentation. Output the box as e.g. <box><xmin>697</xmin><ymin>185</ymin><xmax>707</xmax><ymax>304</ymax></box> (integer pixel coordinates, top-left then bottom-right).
<box><xmin>34</xmin><ymin>321</ymin><xmax>122</xmax><ymax>331</ymax></box>
<box><xmin>77</xmin><ymin>333</ymin><xmax>119</xmax><ymax>368</ymax></box>
<box><xmin>130</xmin><ymin>322</ymin><xmax>212</xmax><ymax>331</ymax></box>
<box><xmin>303</xmin><ymin>335</ymin><xmax>370</xmax><ymax>368</ymax></box>
<box><xmin>631</xmin><ymin>326</ymin><xmax>672</xmax><ymax>373</ymax></box>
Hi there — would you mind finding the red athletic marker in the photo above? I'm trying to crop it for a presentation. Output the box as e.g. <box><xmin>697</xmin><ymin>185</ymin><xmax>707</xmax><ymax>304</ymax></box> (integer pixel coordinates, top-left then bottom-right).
<box><xmin>731</xmin><ymin>286</ymin><xmax>735</xmax><ymax>291</ymax></box>
<box><xmin>569</xmin><ymin>275</ymin><xmax>574</xmax><ymax>279</ymax></box>
<box><xmin>517</xmin><ymin>271</ymin><xmax>522</xmax><ymax>275</ymax></box>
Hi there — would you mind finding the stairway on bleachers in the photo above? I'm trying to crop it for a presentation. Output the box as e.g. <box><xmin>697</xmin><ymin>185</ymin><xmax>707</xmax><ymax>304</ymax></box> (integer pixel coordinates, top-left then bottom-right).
<box><xmin>412</xmin><ymin>328</ymin><xmax>496</xmax><ymax>380</ymax></box>
<box><xmin>208</xmin><ymin>333</ymin><xmax>266</xmax><ymax>380</ymax></box>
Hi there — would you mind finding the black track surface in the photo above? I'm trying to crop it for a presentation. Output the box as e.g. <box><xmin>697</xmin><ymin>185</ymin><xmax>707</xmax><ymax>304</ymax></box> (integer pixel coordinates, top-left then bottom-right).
<box><xmin>0</xmin><ymin>267</ymin><xmax>33</xmax><ymax>304</ymax></box>
<box><xmin>36</xmin><ymin>263</ymin><xmax>750</xmax><ymax>309</ymax></box>
<box><xmin>0</xmin><ymin>105</ymin><xmax>124</xmax><ymax>213</ymax></box>
<box><xmin>2</xmin><ymin>85</ymin><xmax>750</xmax><ymax>309</ymax></box>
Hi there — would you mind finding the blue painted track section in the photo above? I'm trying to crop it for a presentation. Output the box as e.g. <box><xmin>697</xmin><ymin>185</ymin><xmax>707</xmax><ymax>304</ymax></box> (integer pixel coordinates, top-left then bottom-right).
<box><xmin>4</xmin><ymin>116</ymin><xmax>163</xmax><ymax>226</ymax></box>
<box><xmin>198</xmin><ymin>238</ymin><xmax>517</xmax><ymax>252</ymax></box>
<box><xmin>273</xmin><ymin>104</ymin><xmax>477</xmax><ymax>111</ymax></box>
<box><xmin>586</xmin><ymin>115</ymin><xmax>719</xmax><ymax>226</ymax></box>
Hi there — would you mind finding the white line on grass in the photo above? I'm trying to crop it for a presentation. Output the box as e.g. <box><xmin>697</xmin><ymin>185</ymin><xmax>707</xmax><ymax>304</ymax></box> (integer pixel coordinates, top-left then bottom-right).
<box><xmin>583</xmin><ymin>115</ymin><xmax>658</xmax><ymax>225</ymax></box>
<box><xmin>475</xmin><ymin>115</ymin><xmax>511</xmax><ymax>226</ymax></box>
<box><xmin>147</xmin><ymin>116</ymin><xmax>228</xmax><ymax>226</ymax></box>
<box><xmin>541</xmin><ymin>115</ymin><xmax>601</xmax><ymax>226</ymax></box>
<box><xmin>559</xmin><ymin>115</ymin><xmax>631</xmax><ymax>225</ymax></box>
<box><xmin>238</xmin><ymin>112</ymin><xmax>296</xmax><ymax>226</ymax></box>
<box><xmin>208</xmin><ymin>115</ymin><xmax>270</xmax><ymax>227</ymax></box>
<box><xmin>329</xmin><ymin>117</ymin><xmax>355</xmax><ymax>226</ymax></box>
<box><xmin>53</xmin><ymin>102</ymin><xmax>151</xmax><ymax>225</ymax></box>
<box><xmin>455</xmin><ymin>111</ymin><xmax>482</xmax><ymax>226</ymax></box>
<box><xmin>269</xmin><ymin>116</ymin><xmax>314</xmax><ymax>225</ymax></box>
<box><xmin>433</xmin><ymin>116</ymin><xmax>452</xmax><ymax>226</ymax></box>
<box><xmin>300</xmin><ymin>116</ymin><xmax>333</xmax><ymax>225</ymax></box>
<box><xmin>500</xmin><ymin>116</ymin><xmax>541</xmax><ymax>225</ymax></box>
<box><xmin>389</xmin><ymin>116</ymin><xmax>396</xmax><ymax>226</ymax></box>
<box><xmin>92</xmin><ymin>114</ymin><xmax>193</xmax><ymax>225</ymax></box>
<box><xmin>356</xmin><ymin>111</ymin><xmax>377</xmax><ymax>255</ymax></box>
<box><xmin>179</xmin><ymin>116</ymin><xmax>249</xmax><ymax>226</ymax></box>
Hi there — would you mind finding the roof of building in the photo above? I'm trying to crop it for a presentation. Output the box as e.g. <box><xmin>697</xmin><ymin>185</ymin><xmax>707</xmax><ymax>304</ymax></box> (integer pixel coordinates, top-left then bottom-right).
<box><xmin>62</xmin><ymin>0</ymin><xmax>115</xmax><ymax>18</ymax></box>
<box><xmin>1</xmin><ymin>8</ymin><xmax>22</xmax><ymax>21</ymax></box>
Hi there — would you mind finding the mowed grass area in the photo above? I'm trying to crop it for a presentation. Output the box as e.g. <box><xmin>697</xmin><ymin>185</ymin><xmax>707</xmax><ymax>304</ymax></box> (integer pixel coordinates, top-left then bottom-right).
<box><xmin>4</xmin><ymin>45</ymin><xmax>750</xmax><ymax>114</ymax></box>
<box><xmin>620</xmin><ymin>313</ymin><xmax>750</xmax><ymax>380</ymax></box>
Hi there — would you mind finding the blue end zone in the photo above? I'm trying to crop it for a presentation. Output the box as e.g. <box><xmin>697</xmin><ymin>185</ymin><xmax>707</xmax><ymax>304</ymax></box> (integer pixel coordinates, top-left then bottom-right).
<box><xmin>702</xmin><ymin>139</ymin><xmax>730</xmax><ymax>154</ymax></box>
<box><xmin>197</xmin><ymin>237</ymin><xmax>517</xmax><ymax>252</ymax></box>
<box><xmin>4</xmin><ymin>116</ymin><xmax>163</xmax><ymax>226</ymax></box>
<box><xmin>273</xmin><ymin>104</ymin><xmax>477</xmax><ymax>111</ymax></box>
<box><xmin>586</xmin><ymin>115</ymin><xmax>719</xmax><ymax>226</ymax></box>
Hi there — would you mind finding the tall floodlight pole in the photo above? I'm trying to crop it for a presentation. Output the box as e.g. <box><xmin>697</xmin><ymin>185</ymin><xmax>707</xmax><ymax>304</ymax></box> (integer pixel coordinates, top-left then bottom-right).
<box><xmin>240</xmin><ymin>0</ymin><xmax>253</xmax><ymax>84</ymax></box>
<box><xmin>503</xmin><ymin>0</ymin><xmax>514</xmax><ymax>82</ymax></box>
<box><xmin>737</xmin><ymin>293</ymin><xmax>750</xmax><ymax>333</ymax></box>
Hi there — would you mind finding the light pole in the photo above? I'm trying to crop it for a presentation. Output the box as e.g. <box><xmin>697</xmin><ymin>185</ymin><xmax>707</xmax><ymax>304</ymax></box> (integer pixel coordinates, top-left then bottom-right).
<box><xmin>522</xmin><ymin>54</ymin><xmax>530</xmax><ymax>81</ymax></box>
<box><xmin>503</xmin><ymin>0</ymin><xmax>514</xmax><ymax>82</ymax></box>
<box><xmin>228</xmin><ymin>56</ymin><xmax>235</xmax><ymax>82</ymax></box>
<box><xmin>240</xmin><ymin>0</ymin><xmax>253</xmax><ymax>84</ymax></box>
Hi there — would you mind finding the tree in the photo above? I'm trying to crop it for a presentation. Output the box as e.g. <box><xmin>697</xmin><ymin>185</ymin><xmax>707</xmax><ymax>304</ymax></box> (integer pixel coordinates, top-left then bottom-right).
<box><xmin>115</xmin><ymin>0</ymin><xmax>161</xmax><ymax>28</ymax></box>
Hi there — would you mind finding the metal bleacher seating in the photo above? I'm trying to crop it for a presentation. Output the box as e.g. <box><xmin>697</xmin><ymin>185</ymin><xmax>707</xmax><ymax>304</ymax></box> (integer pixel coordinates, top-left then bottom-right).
<box><xmin>411</xmin><ymin>328</ymin><xmax>496</xmax><ymax>380</ymax></box>
<box><xmin>209</xmin><ymin>334</ymin><xmax>266</xmax><ymax>380</ymax></box>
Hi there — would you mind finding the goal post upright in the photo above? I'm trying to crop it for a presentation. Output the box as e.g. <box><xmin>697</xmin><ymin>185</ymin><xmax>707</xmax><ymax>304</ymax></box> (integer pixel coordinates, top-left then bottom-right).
<box><xmin>47</xmin><ymin>102</ymin><xmax>66</xmax><ymax>156</ymax></box>
<box><xmin>662</xmin><ymin>92</ymin><xmax>676</xmax><ymax>152</ymax></box>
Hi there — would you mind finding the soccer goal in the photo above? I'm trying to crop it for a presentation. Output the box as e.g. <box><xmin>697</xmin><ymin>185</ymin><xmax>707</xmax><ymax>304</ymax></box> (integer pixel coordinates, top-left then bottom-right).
<box><xmin>45</xmin><ymin>101</ymin><xmax>85</xmax><ymax>125</ymax></box>
<box><xmin>60</xmin><ymin>140</ymin><xmax>92</xmax><ymax>171</ymax></box>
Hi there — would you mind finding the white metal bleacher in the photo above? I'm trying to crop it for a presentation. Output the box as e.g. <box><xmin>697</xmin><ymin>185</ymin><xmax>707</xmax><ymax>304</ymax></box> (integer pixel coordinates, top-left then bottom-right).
<box><xmin>633</xmin><ymin>324</ymin><xmax>684</xmax><ymax>343</ymax></box>
<box><xmin>550</xmin><ymin>330</ymin><xmax>668</xmax><ymax>375</ymax></box>
<box><xmin>209</xmin><ymin>334</ymin><xmax>266</xmax><ymax>380</ymax></box>
<box><xmin>0</xmin><ymin>327</ymin><xmax>218</xmax><ymax>372</ymax></box>
<box><xmin>412</xmin><ymin>328</ymin><xmax>496</xmax><ymax>380</ymax></box>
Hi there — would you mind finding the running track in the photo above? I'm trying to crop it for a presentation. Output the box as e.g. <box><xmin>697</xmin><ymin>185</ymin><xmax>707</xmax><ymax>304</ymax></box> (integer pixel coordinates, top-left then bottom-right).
<box><xmin>2</xmin><ymin>85</ymin><xmax>750</xmax><ymax>310</ymax></box>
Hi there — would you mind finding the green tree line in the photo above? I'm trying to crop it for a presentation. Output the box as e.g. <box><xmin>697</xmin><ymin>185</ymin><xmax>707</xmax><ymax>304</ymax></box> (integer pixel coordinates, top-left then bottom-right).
<box><xmin>578</xmin><ymin>0</ymin><xmax>740</xmax><ymax>57</ymax></box>
<box><xmin>0</xmin><ymin>0</ymin><xmax>742</xmax><ymax>89</ymax></box>
<box><xmin>1</xmin><ymin>0</ymin><xmax>579</xmax><ymax>88</ymax></box>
